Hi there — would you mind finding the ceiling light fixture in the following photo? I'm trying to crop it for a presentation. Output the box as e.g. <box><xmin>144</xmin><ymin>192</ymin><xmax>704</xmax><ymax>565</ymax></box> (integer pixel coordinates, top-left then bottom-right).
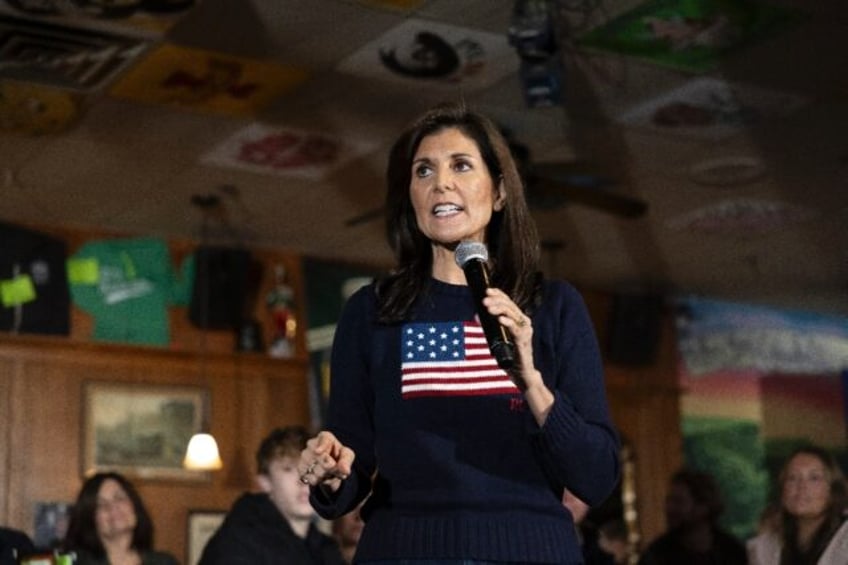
<box><xmin>184</xmin><ymin>432</ymin><xmax>223</xmax><ymax>470</ymax></box>
<box><xmin>183</xmin><ymin>193</ymin><xmax>224</xmax><ymax>472</ymax></box>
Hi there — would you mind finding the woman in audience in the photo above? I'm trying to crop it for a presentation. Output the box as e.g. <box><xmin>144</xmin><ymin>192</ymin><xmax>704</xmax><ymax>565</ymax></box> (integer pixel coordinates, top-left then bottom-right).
<box><xmin>63</xmin><ymin>472</ymin><xmax>178</xmax><ymax>565</ymax></box>
<box><xmin>748</xmin><ymin>445</ymin><xmax>848</xmax><ymax>565</ymax></box>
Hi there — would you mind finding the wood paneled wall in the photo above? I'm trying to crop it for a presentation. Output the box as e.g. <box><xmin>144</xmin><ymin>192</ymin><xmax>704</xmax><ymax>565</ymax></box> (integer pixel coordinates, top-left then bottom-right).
<box><xmin>0</xmin><ymin>226</ymin><xmax>312</xmax><ymax>562</ymax></box>
<box><xmin>584</xmin><ymin>290</ymin><xmax>683</xmax><ymax>547</ymax></box>
<box><xmin>0</xmin><ymin>338</ymin><xmax>309</xmax><ymax>561</ymax></box>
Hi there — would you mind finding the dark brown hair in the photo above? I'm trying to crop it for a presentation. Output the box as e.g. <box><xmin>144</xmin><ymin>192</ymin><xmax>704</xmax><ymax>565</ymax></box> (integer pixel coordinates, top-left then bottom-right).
<box><xmin>255</xmin><ymin>425</ymin><xmax>309</xmax><ymax>475</ymax></box>
<box><xmin>376</xmin><ymin>102</ymin><xmax>541</xmax><ymax>322</ymax></box>
<box><xmin>671</xmin><ymin>468</ymin><xmax>726</xmax><ymax>523</ymax></box>
<box><xmin>63</xmin><ymin>472</ymin><xmax>155</xmax><ymax>558</ymax></box>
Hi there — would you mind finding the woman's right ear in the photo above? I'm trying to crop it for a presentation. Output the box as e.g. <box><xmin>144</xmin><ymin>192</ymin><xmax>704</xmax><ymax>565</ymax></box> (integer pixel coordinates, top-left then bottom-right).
<box><xmin>493</xmin><ymin>177</ymin><xmax>506</xmax><ymax>212</ymax></box>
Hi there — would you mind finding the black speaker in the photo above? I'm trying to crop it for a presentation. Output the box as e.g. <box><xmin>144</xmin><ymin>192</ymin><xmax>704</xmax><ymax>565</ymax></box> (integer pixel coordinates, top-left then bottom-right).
<box><xmin>189</xmin><ymin>246</ymin><xmax>252</xmax><ymax>330</ymax></box>
<box><xmin>607</xmin><ymin>293</ymin><xmax>663</xmax><ymax>366</ymax></box>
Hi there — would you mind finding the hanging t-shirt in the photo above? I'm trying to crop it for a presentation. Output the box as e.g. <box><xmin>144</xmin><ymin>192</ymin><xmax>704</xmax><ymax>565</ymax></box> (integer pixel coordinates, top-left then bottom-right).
<box><xmin>68</xmin><ymin>237</ymin><xmax>177</xmax><ymax>346</ymax></box>
<box><xmin>0</xmin><ymin>221</ymin><xmax>70</xmax><ymax>335</ymax></box>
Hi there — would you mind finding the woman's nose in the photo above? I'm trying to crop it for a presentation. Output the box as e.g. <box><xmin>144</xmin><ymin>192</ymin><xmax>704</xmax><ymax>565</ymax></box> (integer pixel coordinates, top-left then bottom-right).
<box><xmin>433</xmin><ymin>168</ymin><xmax>455</xmax><ymax>192</ymax></box>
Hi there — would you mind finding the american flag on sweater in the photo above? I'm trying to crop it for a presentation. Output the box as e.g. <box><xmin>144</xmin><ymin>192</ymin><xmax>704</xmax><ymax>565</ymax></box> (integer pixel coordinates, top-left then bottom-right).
<box><xmin>400</xmin><ymin>320</ymin><xmax>519</xmax><ymax>399</ymax></box>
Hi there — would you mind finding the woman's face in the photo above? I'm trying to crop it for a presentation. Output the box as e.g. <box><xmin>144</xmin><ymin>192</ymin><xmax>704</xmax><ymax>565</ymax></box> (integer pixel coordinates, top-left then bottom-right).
<box><xmin>782</xmin><ymin>453</ymin><xmax>831</xmax><ymax>520</ymax></box>
<box><xmin>95</xmin><ymin>478</ymin><xmax>138</xmax><ymax>542</ymax></box>
<box><xmin>409</xmin><ymin>127</ymin><xmax>504</xmax><ymax>250</ymax></box>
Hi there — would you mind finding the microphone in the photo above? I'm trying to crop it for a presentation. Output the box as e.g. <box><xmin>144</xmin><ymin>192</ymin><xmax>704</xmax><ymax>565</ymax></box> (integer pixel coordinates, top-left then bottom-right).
<box><xmin>455</xmin><ymin>241</ymin><xmax>516</xmax><ymax>371</ymax></box>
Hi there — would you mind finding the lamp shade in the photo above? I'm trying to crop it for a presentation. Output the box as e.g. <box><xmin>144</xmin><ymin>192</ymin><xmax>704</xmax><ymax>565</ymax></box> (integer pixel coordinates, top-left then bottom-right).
<box><xmin>184</xmin><ymin>432</ymin><xmax>223</xmax><ymax>470</ymax></box>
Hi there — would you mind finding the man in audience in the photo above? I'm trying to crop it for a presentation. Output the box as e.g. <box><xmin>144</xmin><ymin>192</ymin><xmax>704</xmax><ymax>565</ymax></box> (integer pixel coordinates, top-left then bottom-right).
<box><xmin>638</xmin><ymin>468</ymin><xmax>747</xmax><ymax>565</ymax></box>
<box><xmin>199</xmin><ymin>426</ymin><xmax>345</xmax><ymax>565</ymax></box>
<box><xmin>563</xmin><ymin>488</ymin><xmax>616</xmax><ymax>565</ymax></box>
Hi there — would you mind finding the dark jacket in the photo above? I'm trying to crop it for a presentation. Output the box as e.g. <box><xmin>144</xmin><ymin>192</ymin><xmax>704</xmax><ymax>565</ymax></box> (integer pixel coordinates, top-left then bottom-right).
<box><xmin>0</xmin><ymin>527</ymin><xmax>35</xmax><ymax>565</ymax></box>
<box><xmin>199</xmin><ymin>493</ymin><xmax>345</xmax><ymax>565</ymax></box>
<box><xmin>638</xmin><ymin>526</ymin><xmax>747</xmax><ymax>565</ymax></box>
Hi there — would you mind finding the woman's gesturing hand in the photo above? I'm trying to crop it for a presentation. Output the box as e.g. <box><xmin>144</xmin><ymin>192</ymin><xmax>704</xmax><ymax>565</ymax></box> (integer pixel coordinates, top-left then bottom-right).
<box><xmin>298</xmin><ymin>431</ymin><xmax>355</xmax><ymax>492</ymax></box>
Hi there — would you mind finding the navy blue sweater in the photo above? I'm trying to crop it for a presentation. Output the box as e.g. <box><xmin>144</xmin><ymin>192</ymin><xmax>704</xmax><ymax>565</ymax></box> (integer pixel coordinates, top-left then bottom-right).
<box><xmin>311</xmin><ymin>279</ymin><xmax>620</xmax><ymax>564</ymax></box>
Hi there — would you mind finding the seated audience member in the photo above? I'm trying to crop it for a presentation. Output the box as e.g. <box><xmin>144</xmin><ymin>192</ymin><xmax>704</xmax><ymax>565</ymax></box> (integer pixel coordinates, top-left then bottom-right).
<box><xmin>63</xmin><ymin>471</ymin><xmax>178</xmax><ymax>565</ymax></box>
<box><xmin>1</xmin><ymin>526</ymin><xmax>35</xmax><ymax>565</ymax></box>
<box><xmin>598</xmin><ymin>518</ymin><xmax>632</xmax><ymax>564</ymax></box>
<box><xmin>563</xmin><ymin>488</ymin><xmax>615</xmax><ymax>565</ymax></box>
<box><xmin>199</xmin><ymin>426</ymin><xmax>345</xmax><ymax>565</ymax></box>
<box><xmin>331</xmin><ymin>504</ymin><xmax>364</xmax><ymax>564</ymax></box>
<box><xmin>748</xmin><ymin>444</ymin><xmax>848</xmax><ymax>565</ymax></box>
<box><xmin>638</xmin><ymin>468</ymin><xmax>747</xmax><ymax>565</ymax></box>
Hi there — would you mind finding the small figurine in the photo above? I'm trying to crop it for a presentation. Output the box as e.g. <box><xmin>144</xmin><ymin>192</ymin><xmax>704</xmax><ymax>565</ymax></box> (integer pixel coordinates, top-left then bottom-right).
<box><xmin>266</xmin><ymin>264</ymin><xmax>296</xmax><ymax>358</ymax></box>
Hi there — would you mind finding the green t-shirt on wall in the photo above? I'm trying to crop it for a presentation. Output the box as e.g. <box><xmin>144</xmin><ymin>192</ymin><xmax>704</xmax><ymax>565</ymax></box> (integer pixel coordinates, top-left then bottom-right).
<box><xmin>68</xmin><ymin>237</ymin><xmax>181</xmax><ymax>346</ymax></box>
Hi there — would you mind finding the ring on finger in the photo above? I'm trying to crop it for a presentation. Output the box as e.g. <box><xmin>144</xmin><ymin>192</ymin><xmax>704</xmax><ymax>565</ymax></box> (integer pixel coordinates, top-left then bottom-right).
<box><xmin>306</xmin><ymin>462</ymin><xmax>318</xmax><ymax>475</ymax></box>
<box><xmin>516</xmin><ymin>317</ymin><xmax>527</xmax><ymax>327</ymax></box>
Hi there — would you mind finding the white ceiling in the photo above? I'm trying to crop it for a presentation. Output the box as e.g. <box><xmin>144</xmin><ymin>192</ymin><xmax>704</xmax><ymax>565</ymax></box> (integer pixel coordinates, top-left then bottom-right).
<box><xmin>1</xmin><ymin>0</ymin><xmax>847</xmax><ymax>315</ymax></box>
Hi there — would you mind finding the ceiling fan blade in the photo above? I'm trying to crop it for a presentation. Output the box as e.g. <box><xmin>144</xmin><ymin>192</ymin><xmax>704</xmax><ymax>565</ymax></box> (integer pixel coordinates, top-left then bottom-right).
<box><xmin>345</xmin><ymin>206</ymin><xmax>385</xmax><ymax>227</ymax></box>
<box><xmin>533</xmin><ymin>178</ymin><xmax>648</xmax><ymax>218</ymax></box>
<box><xmin>531</xmin><ymin>163</ymin><xmax>648</xmax><ymax>218</ymax></box>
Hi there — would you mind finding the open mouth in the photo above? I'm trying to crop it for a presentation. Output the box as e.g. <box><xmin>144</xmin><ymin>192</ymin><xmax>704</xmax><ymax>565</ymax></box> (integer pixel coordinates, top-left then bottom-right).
<box><xmin>433</xmin><ymin>203</ymin><xmax>463</xmax><ymax>217</ymax></box>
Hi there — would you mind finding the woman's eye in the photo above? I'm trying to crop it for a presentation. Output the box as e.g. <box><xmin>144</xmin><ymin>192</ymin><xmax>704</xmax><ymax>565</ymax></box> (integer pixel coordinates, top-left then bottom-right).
<box><xmin>454</xmin><ymin>160</ymin><xmax>471</xmax><ymax>172</ymax></box>
<box><xmin>414</xmin><ymin>164</ymin><xmax>432</xmax><ymax>177</ymax></box>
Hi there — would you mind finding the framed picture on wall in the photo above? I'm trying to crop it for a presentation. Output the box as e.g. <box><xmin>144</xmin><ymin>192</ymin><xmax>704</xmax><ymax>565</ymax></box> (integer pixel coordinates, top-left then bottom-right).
<box><xmin>186</xmin><ymin>510</ymin><xmax>226</xmax><ymax>565</ymax></box>
<box><xmin>82</xmin><ymin>381</ymin><xmax>210</xmax><ymax>480</ymax></box>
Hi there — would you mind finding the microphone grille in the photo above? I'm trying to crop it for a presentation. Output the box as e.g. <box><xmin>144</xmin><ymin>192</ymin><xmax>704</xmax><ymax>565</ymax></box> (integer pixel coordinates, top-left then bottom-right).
<box><xmin>455</xmin><ymin>241</ymin><xmax>489</xmax><ymax>267</ymax></box>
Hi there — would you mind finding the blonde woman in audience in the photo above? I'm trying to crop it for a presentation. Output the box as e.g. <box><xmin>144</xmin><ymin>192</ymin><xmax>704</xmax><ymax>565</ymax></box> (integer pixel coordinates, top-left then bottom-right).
<box><xmin>748</xmin><ymin>445</ymin><xmax>848</xmax><ymax>565</ymax></box>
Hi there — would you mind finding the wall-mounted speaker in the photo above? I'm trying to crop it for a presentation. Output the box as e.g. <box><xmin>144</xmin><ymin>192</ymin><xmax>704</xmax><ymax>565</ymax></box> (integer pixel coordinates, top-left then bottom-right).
<box><xmin>189</xmin><ymin>246</ymin><xmax>252</xmax><ymax>330</ymax></box>
<box><xmin>607</xmin><ymin>293</ymin><xmax>663</xmax><ymax>366</ymax></box>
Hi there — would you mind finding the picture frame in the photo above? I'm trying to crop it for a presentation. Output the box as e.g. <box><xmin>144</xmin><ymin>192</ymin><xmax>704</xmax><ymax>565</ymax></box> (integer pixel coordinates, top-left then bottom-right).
<box><xmin>186</xmin><ymin>510</ymin><xmax>226</xmax><ymax>565</ymax></box>
<box><xmin>82</xmin><ymin>381</ymin><xmax>210</xmax><ymax>480</ymax></box>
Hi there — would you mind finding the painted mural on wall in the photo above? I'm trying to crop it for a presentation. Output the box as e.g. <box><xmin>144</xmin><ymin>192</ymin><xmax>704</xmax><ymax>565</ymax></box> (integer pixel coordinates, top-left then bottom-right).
<box><xmin>676</xmin><ymin>296</ymin><xmax>848</xmax><ymax>539</ymax></box>
<box><xmin>677</xmin><ymin>296</ymin><xmax>848</xmax><ymax>376</ymax></box>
